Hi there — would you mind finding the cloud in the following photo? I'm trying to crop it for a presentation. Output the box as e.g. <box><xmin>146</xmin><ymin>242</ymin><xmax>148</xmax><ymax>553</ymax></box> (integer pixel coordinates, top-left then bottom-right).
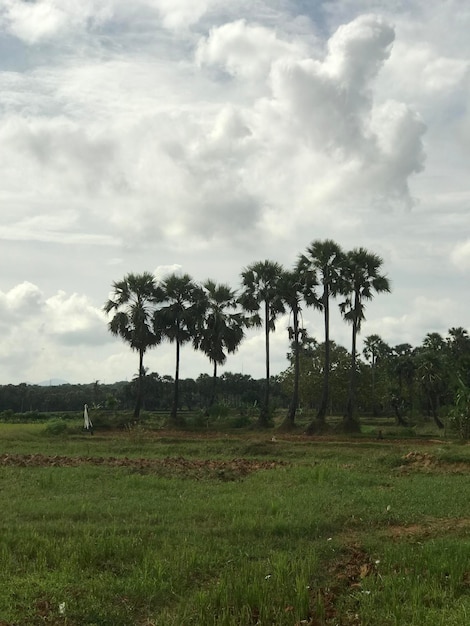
<box><xmin>450</xmin><ymin>239</ymin><xmax>470</xmax><ymax>271</ymax></box>
<box><xmin>363</xmin><ymin>296</ymin><xmax>461</xmax><ymax>347</ymax></box>
<box><xmin>0</xmin><ymin>115</ymin><xmax>122</xmax><ymax>195</ymax></box>
<box><xmin>196</xmin><ymin>19</ymin><xmax>306</xmax><ymax>82</ymax></box>
<box><xmin>0</xmin><ymin>283</ymin><xmax>108</xmax><ymax>382</ymax></box>
<box><xmin>0</xmin><ymin>282</ymin><xmax>45</xmax><ymax>321</ymax></box>
<box><xmin>154</xmin><ymin>264</ymin><xmax>183</xmax><ymax>280</ymax></box>
<box><xmin>45</xmin><ymin>291</ymin><xmax>107</xmax><ymax>343</ymax></box>
<box><xmin>0</xmin><ymin>12</ymin><xmax>427</xmax><ymax>253</ymax></box>
<box><xmin>1</xmin><ymin>0</ymin><xmax>113</xmax><ymax>44</ymax></box>
<box><xmin>152</xmin><ymin>0</ymin><xmax>213</xmax><ymax>30</ymax></box>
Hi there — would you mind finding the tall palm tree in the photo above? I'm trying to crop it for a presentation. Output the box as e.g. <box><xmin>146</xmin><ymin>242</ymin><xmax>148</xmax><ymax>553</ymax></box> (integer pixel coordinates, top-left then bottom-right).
<box><xmin>339</xmin><ymin>248</ymin><xmax>391</xmax><ymax>431</ymax></box>
<box><xmin>154</xmin><ymin>273</ymin><xmax>205</xmax><ymax>426</ymax></box>
<box><xmin>422</xmin><ymin>332</ymin><xmax>446</xmax><ymax>352</ymax></box>
<box><xmin>193</xmin><ymin>280</ymin><xmax>246</xmax><ymax>410</ymax></box>
<box><xmin>278</xmin><ymin>269</ymin><xmax>307</xmax><ymax>429</ymax></box>
<box><xmin>363</xmin><ymin>334</ymin><xmax>390</xmax><ymax>416</ymax></box>
<box><xmin>103</xmin><ymin>272</ymin><xmax>161</xmax><ymax>419</ymax></box>
<box><xmin>415</xmin><ymin>348</ymin><xmax>446</xmax><ymax>429</ymax></box>
<box><xmin>446</xmin><ymin>327</ymin><xmax>470</xmax><ymax>384</ymax></box>
<box><xmin>239</xmin><ymin>260</ymin><xmax>285</xmax><ymax>426</ymax></box>
<box><xmin>298</xmin><ymin>239</ymin><xmax>344</xmax><ymax>431</ymax></box>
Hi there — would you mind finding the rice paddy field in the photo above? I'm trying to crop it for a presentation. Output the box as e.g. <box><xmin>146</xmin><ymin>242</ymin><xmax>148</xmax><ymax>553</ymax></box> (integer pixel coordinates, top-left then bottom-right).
<box><xmin>0</xmin><ymin>421</ymin><xmax>469</xmax><ymax>625</ymax></box>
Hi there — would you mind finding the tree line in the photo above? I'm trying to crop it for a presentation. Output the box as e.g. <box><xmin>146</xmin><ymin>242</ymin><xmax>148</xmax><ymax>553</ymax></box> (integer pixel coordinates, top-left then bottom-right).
<box><xmin>103</xmin><ymin>239</ymin><xmax>391</xmax><ymax>431</ymax></box>
<box><xmin>0</xmin><ymin>374</ymin><xmax>286</xmax><ymax>418</ymax></box>
<box><xmin>280</xmin><ymin>328</ymin><xmax>470</xmax><ymax>437</ymax></box>
<box><xmin>2</xmin><ymin>326</ymin><xmax>469</xmax><ymax>439</ymax></box>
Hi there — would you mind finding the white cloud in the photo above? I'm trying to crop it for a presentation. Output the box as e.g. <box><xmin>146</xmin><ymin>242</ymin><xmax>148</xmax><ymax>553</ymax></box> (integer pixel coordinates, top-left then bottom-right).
<box><xmin>1</xmin><ymin>0</ymin><xmax>113</xmax><ymax>43</ymax></box>
<box><xmin>152</xmin><ymin>0</ymin><xmax>213</xmax><ymax>30</ymax></box>
<box><xmin>0</xmin><ymin>282</ymin><xmax>45</xmax><ymax>320</ymax></box>
<box><xmin>154</xmin><ymin>264</ymin><xmax>183</xmax><ymax>280</ymax></box>
<box><xmin>450</xmin><ymin>240</ymin><xmax>470</xmax><ymax>272</ymax></box>
<box><xmin>364</xmin><ymin>296</ymin><xmax>461</xmax><ymax>348</ymax></box>
<box><xmin>196</xmin><ymin>19</ymin><xmax>306</xmax><ymax>82</ymax></box>
<box><xmin>0</xmin><ymin>283</ymin><xmax>108</xmax><ymax>382</ymax></box>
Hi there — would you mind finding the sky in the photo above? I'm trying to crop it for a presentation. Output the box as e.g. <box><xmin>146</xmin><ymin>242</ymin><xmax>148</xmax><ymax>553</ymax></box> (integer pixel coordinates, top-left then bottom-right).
<box><xmin>0</xmin><ymin>0</ymin><xmax>469</xmax><ymax>386</ymax></box>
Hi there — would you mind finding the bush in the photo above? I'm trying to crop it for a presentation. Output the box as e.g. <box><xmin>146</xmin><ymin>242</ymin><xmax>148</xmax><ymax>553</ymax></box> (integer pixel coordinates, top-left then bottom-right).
<box><xmin>43</xmin><ymin>419</ymin><xmax>69</xmax><ymax>436</ymax></box>
<box><xmin>207</xmin><ymin>404</ymin><xmax>230</xmax><ymax>418</ymax></box>
<box><xmin>0</xmin><ymin>409</ymin><xmax>15</xmax><ymax>422</ymax></box>
<box><xmin>226</xmin><ymin>414</ymin><xmax>252</xmax><ymax>429</ymax></box>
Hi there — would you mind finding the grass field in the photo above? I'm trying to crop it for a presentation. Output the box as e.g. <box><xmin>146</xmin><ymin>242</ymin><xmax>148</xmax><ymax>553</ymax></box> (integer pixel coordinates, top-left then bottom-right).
<box><xmin>0</xmin><ymin>421</ymin><xmax>469</xmax><ymax>625</ymax></box>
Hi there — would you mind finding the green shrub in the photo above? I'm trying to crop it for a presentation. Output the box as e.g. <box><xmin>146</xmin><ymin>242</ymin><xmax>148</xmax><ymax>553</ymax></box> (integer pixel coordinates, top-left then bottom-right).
<box><xmin>226</xmin><ymin>414</ymin><xmax>252</xmax><ymax>429</ymax></box>
<box><xmin>43</xmin><ymin>419</ymin><xmax>69</xmax><ymax>436</ymax></box>
<box><xmin>207</xmin><ymin>404</ymin><xmax>230</xmax><ymax>418</ymax></box>
<box><xmin>0</xmin><ymin>409</ymin><xmax>15</xmax><ymax>422</ymax></box>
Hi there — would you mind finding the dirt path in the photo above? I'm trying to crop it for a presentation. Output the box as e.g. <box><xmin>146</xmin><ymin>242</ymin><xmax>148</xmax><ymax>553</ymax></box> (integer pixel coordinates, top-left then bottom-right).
<box><xmin>0</xmin><ymin>453</ymin><xmax>289</xmax><ymax>480</ymax></box>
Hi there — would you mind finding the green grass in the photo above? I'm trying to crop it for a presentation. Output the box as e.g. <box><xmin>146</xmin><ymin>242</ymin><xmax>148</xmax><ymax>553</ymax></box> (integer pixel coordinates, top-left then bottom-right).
<box><xmin>0</xmin><ymin>425</ymin><xmax>469</xmax><ymax>625</ymax></box>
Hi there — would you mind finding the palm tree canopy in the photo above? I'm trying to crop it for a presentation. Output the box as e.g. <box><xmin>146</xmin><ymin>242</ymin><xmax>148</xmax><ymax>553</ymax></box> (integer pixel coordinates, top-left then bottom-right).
<box><xmin>422</xmin><ymin>332</ymin><xmax>446</xmax><ymax>352</ymax></box>
<box><xmin>239</xmin><ymin>260</ymin><xmax>285</xmax><ymax>329</ymax></box>
<box><xmin>194</xmin><ymin>280</ymin><xmax>245</xmax><ymax>366</ymax></box>
<box><xmin>339</xmin><ymin>248</ymin><xmax>391</xmax><ymax>332</ymax></box>
<box><xmin>103</xmin><ymin>272</ymin><xmax>161</xmax><ymax>352</ymax></box>
<box><xmin>363</xmin><ymin>334</ymin><xmax>390</xmax><ymax>364</ymax></box>
<box><xmin>278</xmin><ymin>270</ymin><xmax>305</xmax><ymax>312</ymax></box>
<box><xmin>155</xmin><ymin>273</ymin><xmax>205</xmax><ymax>345</ymax></box>
<box><xmin>297</xmin><ymin>239</ymin><xmax>343</xmax><ymax>308</ymax></box>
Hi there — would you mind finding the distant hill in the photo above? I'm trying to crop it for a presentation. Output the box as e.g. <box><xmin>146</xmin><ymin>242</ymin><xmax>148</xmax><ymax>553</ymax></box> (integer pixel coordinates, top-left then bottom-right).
<box><xmin>37</xmin><ymin>379</ymin><xmax>70</xmax><ymax>387</ymax></box>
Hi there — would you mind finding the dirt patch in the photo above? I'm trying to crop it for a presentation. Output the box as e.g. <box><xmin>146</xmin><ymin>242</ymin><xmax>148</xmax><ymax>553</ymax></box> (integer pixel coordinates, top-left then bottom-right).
<box><xmin>299</xmin><ymin>545</ymin><xmax>378</xmax><ymax>626</ymax></box>
<box><xmin>396</xmin><ymin>450</ymin><xmax>470</xmax><ymax>473</ymax></box>
<box><xmin>386</xmin><ymin>517</ymin><xmax>470</xmax><ymax>540</ymax></box>
<box><xmin>0</xmin><ymin>453</ymin><xmax>289</xmax><ymax>480</ymax></box>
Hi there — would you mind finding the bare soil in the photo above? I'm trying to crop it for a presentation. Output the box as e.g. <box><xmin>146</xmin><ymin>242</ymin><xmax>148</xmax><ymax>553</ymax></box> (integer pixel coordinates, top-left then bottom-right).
<box><xmin>0</xmin><ymin>453</ymin><xmax>289</xmax><ymax>480</ymax></box>
<box><xmin>397</xmin><ymin>450</ymin><xmax>470</xmax><ymax>473</ymax></box>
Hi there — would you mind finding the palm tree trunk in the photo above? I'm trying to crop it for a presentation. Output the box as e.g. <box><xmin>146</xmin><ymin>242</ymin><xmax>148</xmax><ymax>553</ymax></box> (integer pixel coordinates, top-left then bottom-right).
<box><xmin>134</xmin><ymin>348</ymin><xmax>144</xmax><ymax>419</ymax></box>
<box><xmin>307</xmin><ymin>289</ymin><xmax>331</xmax><ymax>434</ymax></box>
<box><xmin>171</xmin><ymin>339</ymin><xmax>183</xmax><ymax>425</ymax></box>
<box><xmin>344</xmin><ymin>317</ymin><xmax>360</xmax><ymax>432</ymax></box>
<box><xmin>209</xmin><ymin>359</ymin><xmax>218</xmax><ymax>409</ymax></box>
<box><xmin>259</xmin><ymin>299</ymin><xmax>271</xmax><ymax>427</ymax></box>
<box><xmin>371</xmin><ymin>360</ymin><xmax>377</xmax><ymax>416</ymax></box>
<box><xmin>317</xmin><ymin>287</ymin><xmax>330</xmax><ymax>422</ymax></box>
<box><xmin>281</xmin><ymin>308</ymin><xmax>299</xmax><ymax>430</ymax></box>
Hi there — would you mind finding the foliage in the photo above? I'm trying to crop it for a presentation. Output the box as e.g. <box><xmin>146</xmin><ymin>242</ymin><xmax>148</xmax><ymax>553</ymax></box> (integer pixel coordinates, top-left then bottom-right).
<box><xmin>155</xmin><ymin>273</ymin><xmax>206</xmax><ymax>425</ymax></box>
<box><xmin>277</xmin><ymin>269</ymin><xmax>307</xmax><ymax>428</ymax></box>
<box><xmin>298</xmin><ymin>239</ymin><xmax>344</xmax><ymax>428</ymax></box>
<box><xmin>43</xmin><ymin>419</ymin><xmax>69</xmax><ymax>436</ymax></box>
<box><xmin>103</xmin><ymin>272</ymin><xmax>161</xmax><ymax>418</ymax></box>
<box><xmin>240</xmin><ymin>260</ymin><xmax>285</xmax><ymax>426</ymax></box>
<box><xmin>448</xmin><ymin>376</ymin><xmax>470</xmax><ymax>439</ymax></box>
<box><xmin>193</xmin><ymin>280</ymin><xmax>246</xmax><ymax>409</ymax></box>
<box><xmin>339</xmin><ymin>247</ymin><xmax>391</xmax><ymax>431</ymax></box>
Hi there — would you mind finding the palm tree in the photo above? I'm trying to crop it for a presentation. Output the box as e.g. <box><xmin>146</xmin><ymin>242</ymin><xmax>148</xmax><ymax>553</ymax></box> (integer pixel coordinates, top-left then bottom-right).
<box><xmin>415</xmin><ymin>348</ymin><xmax>446</xmax><ymax>429</ymax></box>
<box><xmin>193</xmin><ymin>280</ymin><xmax>245</xmax><ymax>411</ymax></box>
<box><xmin>278</xmin><ymin>269</ymin><xmax>306</xmax><ymax>430</ymax></box>
<box><xmin>239</xmin><ymin>260</ymin><xmax>285</xmax><ymax>426</ymax></box>
<box><xmin>298</xmin><ymin>239</ymin><xmax>344</xmax><ymax>431</ymax></box>
<box><xmin>103</xmin><ymin>272</ymin><xmax>161</xmax><ymax>419</ymax></box>
<box><xmin>388</xmin><ymin>343</ymin><xmax>415</xmax><ymax>424</ymax></box>
<box><xmin>363</xmin><ymin>334</ymin><xmax>390</xmax><ymax>416</ymax></box>
<box><xmin>154</xmin><ymin>273</ymin><xmax>205</xmax><ymax>426</ymax></box>
<box><xmin>422</xmin><ymin>332</ymin><xmax>446</xmax><ymax>352</ymax></box>
<box><xmin>446</xmin><ymin>327</ymin><xmax>470</xmax><ymax>384</ymax></box>
<box><xmin>339</xmin><ymin>248</ymin><xmax>391</xmax><ymax>431</ymax></box>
